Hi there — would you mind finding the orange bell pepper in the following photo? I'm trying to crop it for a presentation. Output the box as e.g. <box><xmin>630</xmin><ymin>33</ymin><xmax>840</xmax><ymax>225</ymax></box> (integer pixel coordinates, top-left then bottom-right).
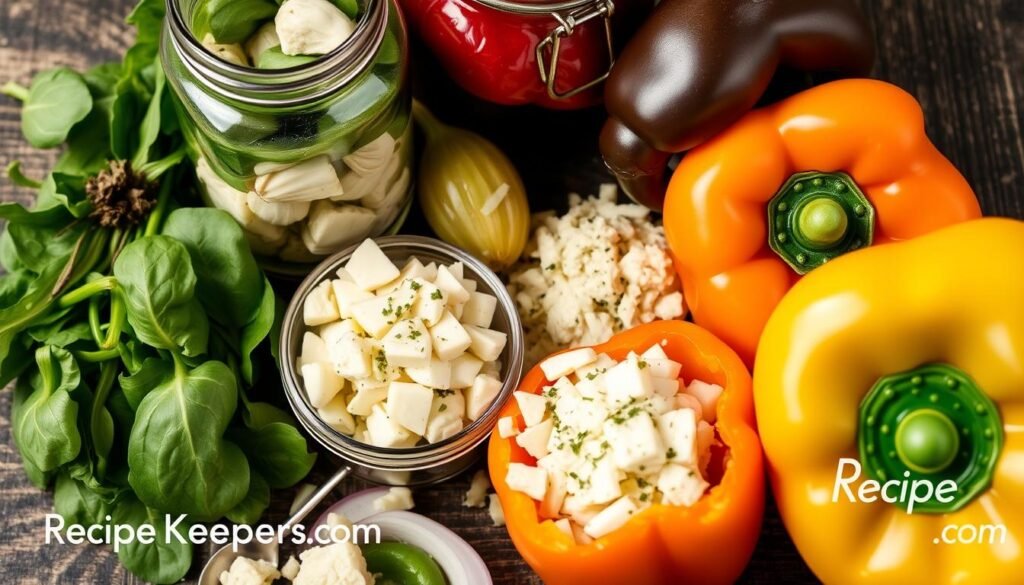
<box><xmin>488</xmin><ymin>321</ymin><xmax>763</xmax><ymax>585</ymax></box>
<box><xmin>663</xmin><ymin>79</ymin><xmax>981</xmax><ymax>367</ymax></box>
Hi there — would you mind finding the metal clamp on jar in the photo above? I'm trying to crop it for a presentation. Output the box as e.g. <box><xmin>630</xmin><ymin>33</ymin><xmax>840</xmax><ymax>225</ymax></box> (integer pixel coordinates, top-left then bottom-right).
<box><xmin>161</xmin><ymin>0</ymin><xmax>413</xmax><ymax>273</ymax></box>
<box><xmin>400</xmin><ymin>0</ymin><xmax>652</xmax><ymax>109</ymax></box>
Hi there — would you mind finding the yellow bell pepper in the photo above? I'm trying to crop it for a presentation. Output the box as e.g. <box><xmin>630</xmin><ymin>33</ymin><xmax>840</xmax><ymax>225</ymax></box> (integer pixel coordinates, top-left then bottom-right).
<box><xmin>754</xmin><ymin>218</ymin><xmax>1024</xmax><ymax>585</ymax></box>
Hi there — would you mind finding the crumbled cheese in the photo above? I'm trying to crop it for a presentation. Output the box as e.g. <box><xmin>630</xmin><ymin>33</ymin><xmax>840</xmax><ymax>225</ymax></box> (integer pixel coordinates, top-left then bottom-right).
<box><xmin>373</xmin><ymin>487</ymin><xmax>415</xmax><ymax>512</ymax></box>
<box><xmin>219</xmin><ymin>557</ymin><xmax>281</xmax><ymax>585</ymax></box>
<box><xmin>293</xmin><ymin>541</ymin><xmax>374</xmax><ymax>585</ymax></box>
<box><xmin>281</xmin><ymin>556</ymin><xmax>301</xmax><ymax>581</ymax></box>
<box><xmin>507</xmin><ymin>185</ymin><xmax>686</xmax><ymax>365</ymax></box>
<box><xmin>464</xmin><ymin>469</ymin><xmax>491</xmax><ymax>508</ymax></box>
<box><xmin>505</xmin><ymin>344</ymin><xmax>719</xmax><ymax>544</ymax></box>
<box><xmin>488</xmin><ymin>493</ymin><xmax>505</xmax><ymax>527</ymax></box>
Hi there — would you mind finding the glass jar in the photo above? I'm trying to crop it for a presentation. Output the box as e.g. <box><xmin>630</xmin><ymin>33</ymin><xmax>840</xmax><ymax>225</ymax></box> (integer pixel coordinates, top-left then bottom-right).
<box><xmin>400</xmin><ymin>0</ymin><xmax>653</xmax><ymax>109</ymax></box>
<box><xmin>161</xmin><ymin>0</ymin><xmax>412</xmax><ymax>272</ymax></box>
<box><xmin>279</xmin><ymin>236</ymin><xmax>525</xmax><ymax>486</ymax></box>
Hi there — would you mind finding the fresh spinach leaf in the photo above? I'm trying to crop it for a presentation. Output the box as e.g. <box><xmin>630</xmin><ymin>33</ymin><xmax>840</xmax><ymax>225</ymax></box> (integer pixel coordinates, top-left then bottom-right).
<box><xmin>332</xmin><ymin>0</ymin><xmax>359</xmax><ymax>19</ymax></box>
<box><xmin>113</xmin><ymin>494</ymin><xmax>193</xmax><ymax>585</ymax></box>
<box><xmin>0</xmin><ymin>262</ymin><xmax>67</xmax><ymax>386</ymax></box>
<box><xmin>128</xmin><ymin>360</ymin><xmax>249</xmax><ymax>517</ymax></box>
<box><xmin>161</xmin><ymin>208</ymin><xmax>263</xmax><ymax>328</ymax></box>
<box><xmin>131</xmin><ymin>64</ymin><xmax>167</xmax><ymax>170</ymax></box>
<box><xmin>118</xmin><ymin>357</ymin><xmax>173</xmax><ymax>410</ymax></box>
<box><xmin>55</xmin><ymin>472</ymin><xmax>113</xmax><ymax>527</ymax></box>
<box><xmin>225</xmin><ymin>471</ymin><xmax>270</xmax><ymax>525</ymax></box>
<box><xmin>113</xmin><ymin>236</ymin><xmax>210</xmax><ymax>357</ymax></box>
<box><xmin>12</xmin><ymin>346</ymin><xmax>82</xmax><ymax>473</ymax></box>
<box><xmin>232</xmin><ymin>420</ymin><xmax>316</xmax><ymax>489</ymax></box>
<box><xmin>207</xmin><ymin>0</ymin><xmax>279</xmax><ymax>44</ymax></box>
<box><xmin>256</xmin><ymin>46</ymin><xmax>318</xmax><ymax>70</ymax></box>
<box><xmin>15</xmin><ymin>68</ymin><xmax>94</xmax><ymax>148</ymax></box>
<box><xmin>12</xmin><ymin>377</ymin><xmax>54</xmax><ymax>488</ymax></box>
<box><xmin>26</xmin><ymin>319</ymin><xmax>93</xmax><ymax>348</ymax></box>
<box><xmin>239</xmin><ymin>278</ymin><xmax>279</xmax><ymax>384</ymax></box>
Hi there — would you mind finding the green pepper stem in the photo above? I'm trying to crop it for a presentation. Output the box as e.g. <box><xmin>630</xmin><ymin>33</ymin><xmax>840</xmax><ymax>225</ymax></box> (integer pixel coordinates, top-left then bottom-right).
<box><xmin>1</xmin><ymin>81</ymin><xmax>29</xmax><ymax>102</ymax></box>
<box><xmin>57</xmin><ymin>276</ymin><xmax>118</xmax><ymax>308</ymax></box>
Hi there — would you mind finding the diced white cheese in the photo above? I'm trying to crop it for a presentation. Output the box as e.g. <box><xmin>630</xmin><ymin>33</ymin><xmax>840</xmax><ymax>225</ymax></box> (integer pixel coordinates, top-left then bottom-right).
<box><xmin>505</xmin><ymin>463</ymin><xmax>547</xmax><ymax>501</ymax></box>
<box><xmin>657</xmin><ymin>463</ymin><xmax>708</xmax><ymax>507</ymax></box>
<box><xmin>463</xmin><ymin>469</ymin><xmax>491</xmax><ymax>508</ymax></box>
<box><xmin>292</xmin><ymin>541</ymin><xmax>373</xmax><ymax>585</ymax></box>
<box><xmin>404</xmin><ymin>358</ymin><xmax>452</xmax><ymax>390</ymax></box>
<box><xmin>641</xmin><ymin>343</ymin><xmax>669</xmax><ymax>361</ymax></box>
<box><xmin>515</xmin><ymin>418</ymin><xmax>553</xmax><ymax>460</ymax></box>
<box><xmin>377</xmin><ymin>258</ymin><xmax>434</xmax><ymax>295</ymax></box>
<box><xmin>319</xmin><ymin>318</ymin><xmax>362</xmax><ymax>345</ymax></box>
<box><xmin>540</xmin><ymin>348</ymin><xmax>597</xmax><ymax>380</ymax></box>
<box><xmin>657</xmin><ymin>408</ymin><xmax>698</xmax><ymax>466</ymax></box>
<box><xmin>328</xmin><ymin>329</ymin><xmax>371</xmax><ymax>379</ymax></box>
<box><xmin>433</xmin><ymin>265</ymin><xmax>470</xmax><ymax>305</ymax></box>
<box><xmin>685</xmin><ymin>380</ymin><xmax>723</xmax><ymax>424</ymax></box>
<box><xmin>574</xmin><ymin>353</ymin><xmax>616</xmax><ymax>381</ymax></box>
<box><xmin>652</xmin><ymin>377</ymin><xmax>680</xmax><ymax>398</ymax></box>
<box><xmin>604</xmin><ymin>355</ymin><xmax>655</xmax><ymax>407</ymax></box>
<box><xmin>461</xmin><ymin>291</ymin><xmax>497</xmax><ymax>328</ymax></box>
<box><xmin>448</xmin><ymin>262</ymin><xmax>464</xmax><ymax>280</ymax></box>
<box><xmin>673</xmin><ymin>393</ymin><xmax>704</xmax><ymax>422</ymax></box>
<box><xmin>365</xmin><ymin>404</ymin><xmax>416</xmax><ymax>448</ymax></box>
<box><xmin>346</xmin><ymin>383</ymin><xmax>387</xmax><ymax>417</ymax></box>
<box><xmin>488</xmin><ymin>493</ymin><xmax>505</xmax><ymax>527</ymax></box>
<box><xmin>381</xmin><ymin>319</ymin><xmax>431</xmax><ymax>368</ymax></box>
<box><xmin>345</xmin><ymin>239</ymin><xmax>400</xmax><ymax>292</ymax></box>
<box><xmin>465</xmin><ymin>325</ymin><xmax>507</xmax><ymax>362</ymax></box>
<box><xmin>497</xmin><ymin>416</ymin><xmax>519</xmax><ymax>438</ymax></box>
<box><xmin>331</xmin><ymin>279</ymin><xmax>374</xmax><ymax>319</ymax></box>
<box><xmin>583</xmin><ymin>496</ymin><xmax>638</xmax><ymax>539</ymax></box>
<box><xmin>603</xmin><ymin>411</ymin><xmax>666</xmax><ymax>473</ymax></box>
<box><xmin>350</xmin><ymin>287</ymin><xmax>416</xmax><ymax>339</ymax></box>
<box><xmin>465</xmin><ymin>374</ymin><xmax>502</xmax><ymax>421</ymax></box>
<box><xmin>561</xmin><ymin>495</ymin><xmax>604</xmax><ymax>525</ymax></box>
<box><xmin>424</xmin><ymin>389</ymin><xmax>466</xmax><ymax>443</ymax></box>
<box><xmin>514</xmin><ymin>391</ymin><xmax>549</xmax><ymax>427</ymax></box>
<box><xmin>540</xmin><ymin>467</ymin><xmax>567</xmax><ymax>519</ymax></box>
<box><xmin>385</xmin><ymin>382</ymin><xmax>433</xmax><ymax>436</ymax></box>
<box><xmin>429</xmin><ymin>311</ymin><xmax>472</xmax><ymax>361</ymax></box>
<box><xmin>449</xmin><ymin>353</ymin><xmax>484</xmax><ymax>388</ymax></box>
<box><xmin>318</xmin><ymin>393</ymin><xmax>356</xmax><ymax>435</ymax></box>
<box><xmin>410</xmin><ymin>279</ymin><xmax>446</xmax><ymax>326</ymax></box>
<box><xmin>579</xmin><ymin>457</ymin><xmax>623</xmax><ymax>506</ymax></box>
<box><xmin>301</xmin><ymin>361</ymin><xmax>344</xmax><ymax>409</ymax></box>
<box><xmin>300</xmin><ymin>332</ymin><xmax>330</xmax><ymax>367</ymax></box>
<box><xmin>373</xmin><ymin>487</ymin><xmax>414</xmax><ymax>512</ymax></box>
<box><xmin>643</xmin><ymin>357</ymin><xmax>682</xmax><ymax>381</ymax></box>
<box><xmin>696</xmin><ymin>420</ymin><xmax>716</xmax><ymax>473</ymax></box>
<box><xmin>303</xmin><ymin>280</ymin><xmax>339</xmax><ymax>326</ymax></box>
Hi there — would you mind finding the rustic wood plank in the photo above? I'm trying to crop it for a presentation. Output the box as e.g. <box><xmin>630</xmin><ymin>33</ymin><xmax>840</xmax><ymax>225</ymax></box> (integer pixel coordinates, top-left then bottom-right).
<box><xmin>1</xmin><ymin>0</ymin><xmax>1021</xmax><ymax>583</ymax></box>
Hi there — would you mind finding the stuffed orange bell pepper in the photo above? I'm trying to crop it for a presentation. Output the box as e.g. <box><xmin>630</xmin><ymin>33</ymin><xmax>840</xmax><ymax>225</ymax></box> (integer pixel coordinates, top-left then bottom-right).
<box><xmin>663</xmin><ymin>79</ymin><xmax>980</xmax><ymax>367</ymax></box>
<box><xmin>754</xmin><ymin>218</ymin><xmax>1024</xmax><ymax>585</ymax></box>
<box><xmin>489</xmin><ymin>321</ymin><xmax>763</xmax><ymax>585</ymax></box>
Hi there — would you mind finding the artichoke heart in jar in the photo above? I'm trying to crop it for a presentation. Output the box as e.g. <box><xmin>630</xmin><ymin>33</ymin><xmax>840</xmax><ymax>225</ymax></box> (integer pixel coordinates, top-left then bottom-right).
<box><xmin>161</xmin><ymin>0</ymin><xmax>412</xmax><ymax>272</ymax></box>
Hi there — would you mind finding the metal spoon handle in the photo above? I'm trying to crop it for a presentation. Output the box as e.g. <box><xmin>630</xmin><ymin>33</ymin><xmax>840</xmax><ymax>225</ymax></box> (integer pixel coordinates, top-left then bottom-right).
<box><xmin>283</xmin><ymin>465</ymin><xmax>352</xmax><ymax>532</ymax></box>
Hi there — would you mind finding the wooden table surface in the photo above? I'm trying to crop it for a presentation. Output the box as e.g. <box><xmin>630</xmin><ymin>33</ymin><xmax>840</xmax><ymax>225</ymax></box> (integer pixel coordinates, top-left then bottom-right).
<box><xmin>1</xmin><ymin>0</ymin><xmax>1022</xmax><ymax>583</ymax></box>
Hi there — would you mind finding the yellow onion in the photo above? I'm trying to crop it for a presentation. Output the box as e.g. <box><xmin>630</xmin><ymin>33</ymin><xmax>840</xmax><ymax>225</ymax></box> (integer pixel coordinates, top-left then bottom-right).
<box><xmin>413</xmin><ymin>101</ymin><xmax>529</xmax><ymax>270</ymax></box>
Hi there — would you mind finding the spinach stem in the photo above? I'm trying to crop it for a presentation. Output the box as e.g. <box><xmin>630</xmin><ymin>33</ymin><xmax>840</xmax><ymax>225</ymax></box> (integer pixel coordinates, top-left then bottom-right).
<box><xmin>57</xmin><ymin>276</ymin><xmax>117</xmax><ymax>308</ymax></box>
<box><xmin>171</xmin><ymin>351</ymin><xmax>188</xmax><ymax>379</ymax></box>
<box><xmin>75</xmin><ymin>347</ymin><xmax>121</xmax><ymax>363</ymax></box>
<box><xmin>1</xmin><ymin>81</ymin><xmax>29</xmax><ymax>102</ymax></box>
<box><xmin>102</xmin><ymin>289</ymin><xmax>126</xmax><ymax>351</ymax></box>
<box><xmin>89</xmin><ymin>297</ymin><xmax>105</xmax><ymax>346</ymax></box>
<box><xmin>5</xmin><ymin>161</ymin><xmax>43</xmax><ymax>189</ymax></box>
<box><xmin>144</xmin><ymin>172</ymin><xmax>175</xmax><ymax>237</ymax></box>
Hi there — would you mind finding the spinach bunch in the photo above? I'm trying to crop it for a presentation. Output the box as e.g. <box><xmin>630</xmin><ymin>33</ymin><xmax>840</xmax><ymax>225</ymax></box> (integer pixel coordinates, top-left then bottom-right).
<box><xmin>0</xmin><ymin>0</ymin><xmax>316</xmax><ymax>582</ymax></box>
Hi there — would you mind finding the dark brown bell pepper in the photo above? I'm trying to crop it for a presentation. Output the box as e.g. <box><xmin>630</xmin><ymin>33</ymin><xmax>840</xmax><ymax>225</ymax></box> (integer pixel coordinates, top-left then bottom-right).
<box><xmin>600</xmin><ymin>0</ymin><xmax>875</xmax><ymax>209</ymax></box>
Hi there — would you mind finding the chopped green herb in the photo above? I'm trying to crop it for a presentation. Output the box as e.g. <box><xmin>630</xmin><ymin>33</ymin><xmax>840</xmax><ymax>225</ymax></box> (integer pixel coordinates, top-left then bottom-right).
<box><xmin>430</xmin><ymin>289</ymin><xmax>443</xmax><ymax>300</ymax></box>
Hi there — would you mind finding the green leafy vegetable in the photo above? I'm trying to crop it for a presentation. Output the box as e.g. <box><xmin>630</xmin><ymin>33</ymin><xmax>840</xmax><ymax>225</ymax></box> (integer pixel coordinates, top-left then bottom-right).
<box><xmin>12</xmin><ymin>347</ymin><xmax>83</xmax><ymax>473</ymax></box>
<box><xmin>226</xmin><ymin>471</ymin><xmax>271</xmax><ymax>525</ymax></box>
<box><xmin>112</xmin><ymin>494</ymin><xmax>194</xmax><ymax>584</ymax></box>
<box><xmin>2</xmin><ymin>68</ymin><xmax>93</xmax><ymax>148</ymax></box>
<box><xmin>207</xmin><ymin>0</ymin><xmax>279</xmax><ymax>44</ymax></box>
<box><xmin>113</xmin><ymin>236</ymin><xmax>210</xmax><ymax>357</ymax></box>
<box><xmin>128</xmin><ymin>359</ymin><xmax>249</xmax><ymax>518</ymax></box>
